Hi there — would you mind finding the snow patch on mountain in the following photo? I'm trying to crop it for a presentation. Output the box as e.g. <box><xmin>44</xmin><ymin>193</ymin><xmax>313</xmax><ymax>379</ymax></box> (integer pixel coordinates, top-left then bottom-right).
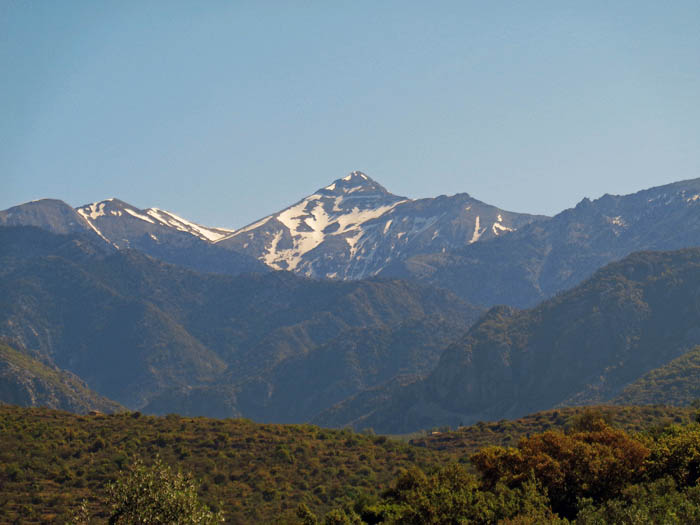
<box><xmin>492</xmin><ymin>214</ymin><xmax>514</xmax><ymax>235</ymax></box>
<box><xmin>470</xmin><ymin>216</ymin><xmax>485</xmax><ymax>243</ymax></box>
<box><xmin>78</xmin><ymin>202</ymin><xmax>107</xmax><ymax>221</ymax></box>
<box><xmin>124</xmin><ymin>208</ymin><xmax>155</xmax><ymax>224</ymax></box>
<box><xmin>77</xmin><ymin>200</ymin><xmax>233</xmax><ymax>242</ymax></box>
<box><xmin>146</xmin><ymin>208</ymin><xmax>233</xmax><ymax>242</ymax></box>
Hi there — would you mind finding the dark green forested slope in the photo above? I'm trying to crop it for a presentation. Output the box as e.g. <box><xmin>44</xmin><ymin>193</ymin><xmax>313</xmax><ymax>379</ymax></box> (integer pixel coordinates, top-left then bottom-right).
<box><xmin>319</xmin><ymin>248</ymin><xmax>700</xmax><ymax>433</ymax></box>
<box><xmin>318</xmin><ymin>413</ymin><xmax>700</xmax><ymax>524</ymax></box>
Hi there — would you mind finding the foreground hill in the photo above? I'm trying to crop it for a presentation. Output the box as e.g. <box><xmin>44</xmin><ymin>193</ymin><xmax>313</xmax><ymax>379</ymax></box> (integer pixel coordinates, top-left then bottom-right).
<box><xmin>3</xmin><ymin>405</ymin><xmax>699</xmax><ymax>524</ymax></box>
<box><xmin>0</xmin><ymin>405</ymin><xmax>450</xmax><ymax>524</ymax></box>
<box><xmin>0</xmin><ymin>226</ymin><xmax>479</xmax><ymax>420</ymax></box>
<box><xmin>0</xmin><ymin>342</ymin><xmax>122</xmax><ymax>414</ymax></box>
<box><xmin>318</xmin><ymin>248</ymin><xmax>700</xmax><ymax>433</ymax></box>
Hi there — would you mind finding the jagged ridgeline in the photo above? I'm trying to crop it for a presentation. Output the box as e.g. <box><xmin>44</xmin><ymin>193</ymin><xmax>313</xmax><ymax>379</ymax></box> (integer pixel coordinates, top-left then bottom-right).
<box><xmin>2</xmin><ymin>174</ymin><xmax>699</xmax><ymax>311</ymax></box>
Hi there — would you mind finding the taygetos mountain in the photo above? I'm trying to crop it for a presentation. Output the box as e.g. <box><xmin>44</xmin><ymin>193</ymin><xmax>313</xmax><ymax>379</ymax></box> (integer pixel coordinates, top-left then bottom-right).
<box><xmin>216</xmin><ymin>171</ymin><xmax>546</xmax><ymax>278</ymax></box>
<box><xmin>382</xmin><ymin>177</ymin><xmax>700</xmax><ymax>308</ymax></box>
<box><xmin>0</xmin><ymin>172</ymin><xmax>544</xmax><ymax>281</ymax></box>
<box><xmin>0</xmin><ymin>198</ymin><xmax>267</xmax><ymax>276</ymax></box>
<box><xmin>317</xmin><ymin>248</ymin><xmax>700</xmax><ymax>433</ymax></box>
<box><xmin>0</xmin><ymin>341</ymin><xmax>122</xmax><ymax>414</ymax></box>
<box><xmin>0</xmin><ymin>226</ymin><xmax>480</xmax><ymax>420</ymax></box>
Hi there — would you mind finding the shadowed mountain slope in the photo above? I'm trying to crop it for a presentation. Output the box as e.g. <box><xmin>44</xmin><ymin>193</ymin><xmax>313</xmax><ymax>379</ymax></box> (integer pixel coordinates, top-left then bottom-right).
<box><xmin>317</xmin><ymin>248</ymin><xmax>700</xmax><ymax>433</ymax></box>
<box><xmin>0</xmin><ymin>226</ymin><xmax>480</xmax><ymax>420</ymax></box>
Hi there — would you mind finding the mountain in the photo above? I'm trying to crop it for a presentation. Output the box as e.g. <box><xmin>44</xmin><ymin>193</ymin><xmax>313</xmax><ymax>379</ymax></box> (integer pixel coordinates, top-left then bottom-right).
<box><xmin>215</xmin><ymin>171</ymin><xmax>547</xmax><ymax>278</ymax></box>
<box><xmin>382</xmin><ymin>177</ymin><xmax>700</xmax><ymax>307</ymax></box>
<box><xmin>5</xmin><ymin>175</ymin><xmax>700</xmax><ymax>303</ymax></box>
<box><xmin>1</xmin><ymin>198</ymin><xmax>267</xmax><ymax>276</ymax></box>
<box><xmin>0</xmin><ymin>341</ymin><xmax>122</xmax><ymax>413</ymax></box>
<box><xmin>0</xmin><ymin>199</ymin><xmax>96</xmax><ymax>235</ymax></box>
<box><xmin>75</xmin><ymin>198</ymin><xmax>233</xmax><ymax>244</ymax></box>
<box><xmin>316</xmin><ymin>248</ymin><xmax>700</xmax><ymax>433</ymax></box>
<box><xmin>0</xmin><ymin>226</ymin><xmax>480</xmax><ymax>419</ymax></box>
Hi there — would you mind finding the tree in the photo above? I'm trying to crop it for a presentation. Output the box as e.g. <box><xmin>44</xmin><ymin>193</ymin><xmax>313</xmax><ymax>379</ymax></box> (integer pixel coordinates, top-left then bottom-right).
<box><xmin>471</xmin><ymin>424</ymin><xmax>649</xmax><ymax>519</ymax></box>
<box><xmin>106</xmin><ymin>457</ymin><xmax>223</xmax><ymax>524</ymax></box>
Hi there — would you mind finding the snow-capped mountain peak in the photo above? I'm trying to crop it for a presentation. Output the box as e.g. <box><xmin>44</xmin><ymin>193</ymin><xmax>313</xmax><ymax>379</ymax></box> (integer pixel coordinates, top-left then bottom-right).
<box><xmin>321</xmin><ymin>171</ymin><xmax>391</xmax><ymax>197</ymax></box>
<box><xmin>216</xmin><ymin>172</ymin><xmax>409</xmax><ymax>272</ymax></box>
<box><xmin>215</xmin><ymin>171</ymin><xmax>545</xmax><ymax>278</ymax></box>
<box><xmin>76</xmin><ymin>199</ymin><xmax>233</xmax><ymax>245</ymax></box>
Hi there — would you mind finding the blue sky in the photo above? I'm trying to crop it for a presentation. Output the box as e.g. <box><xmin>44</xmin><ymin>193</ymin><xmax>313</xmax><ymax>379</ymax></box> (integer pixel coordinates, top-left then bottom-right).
<box><xmin>2</xmin><ymin>1</ymin><xmax>699</xmax><ymax>228</ymax></box>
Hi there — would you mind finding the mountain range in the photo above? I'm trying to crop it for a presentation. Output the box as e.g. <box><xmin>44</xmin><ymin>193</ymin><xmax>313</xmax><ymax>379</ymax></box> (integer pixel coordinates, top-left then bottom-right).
<box><xmin>2</xmin><ymin>171</ymin><xmax>700</xmax><ymax>430</ymax></box>
<box><xmin>4</xmin><ymin>172</ymin><xmax>700</xmax><ymax>310</ymax></box>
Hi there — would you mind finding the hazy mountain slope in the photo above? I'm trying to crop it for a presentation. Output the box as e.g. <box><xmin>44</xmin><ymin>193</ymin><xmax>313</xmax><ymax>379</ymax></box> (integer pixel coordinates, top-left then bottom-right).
<box><xmin>216</xmin><ymin>171</ymin><xmax>546</xmax><ymax>279</ymax></box>
<box><xmin>317</xmin><ymin>248</ymin><xmax>700</xmax><ymax>433</ymax></box>
<box><xmin>0</xmin><ymin>226</ymin><xmax>480</xmax><ymax>418</ymax></box>
<box><xmin>382</xmin><ymin>177</ymin><xmax>700</xmax><ymax>307</ymax></box>
<box><xmin>0</xmin><ymin>342</ymin><xmax>123</xmax><ymax>413</ymax></box>
<box><xmin>151</xmin><ymin>315</ymin><xmax>472</xmax><ymax>423</ymax></box>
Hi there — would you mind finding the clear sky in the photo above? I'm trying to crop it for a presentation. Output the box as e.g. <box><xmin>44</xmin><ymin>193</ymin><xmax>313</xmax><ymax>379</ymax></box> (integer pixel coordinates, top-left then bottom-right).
<box><xmin>2</xmin><ymin>1</ymin><xmax>699</xmax><ymax>228</ymax></box>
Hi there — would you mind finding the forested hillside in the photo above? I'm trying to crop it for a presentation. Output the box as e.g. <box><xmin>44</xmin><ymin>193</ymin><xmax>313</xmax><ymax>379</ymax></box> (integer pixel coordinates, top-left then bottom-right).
<box><xmin>319</xmin><ymin>248</ymin><xmax>700</xmax><ymax>432</ymax></box>
<box><xmin>0</xmin><ymin>226</ymin><xmax>479</xmax><ymax>421</ymax></box>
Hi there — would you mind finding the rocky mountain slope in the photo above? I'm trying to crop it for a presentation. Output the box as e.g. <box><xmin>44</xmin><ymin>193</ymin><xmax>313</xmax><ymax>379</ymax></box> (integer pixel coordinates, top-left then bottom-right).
<box><xmin>317</xmin><ymin>247</ymin><xmax>700</xmax><ymax>433</ymax></box>
<box><xmin>6</xmin><ymin>174</ymin><xmax>698</xmax><ymax>312</ymax></box>
<box><xmin>382</xmin><ymin>177</ymin><xmax>700</xmax><ymax>307</ymax></box>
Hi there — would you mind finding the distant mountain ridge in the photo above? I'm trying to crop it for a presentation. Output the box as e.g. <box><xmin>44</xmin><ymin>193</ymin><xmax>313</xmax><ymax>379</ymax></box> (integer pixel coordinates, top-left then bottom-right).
<box><xmin>4</xmin><ymin>174</ymin><xmax>700</xmax><ymax>307</ymax></box>
<box><xmin>0</xmin><ymin>198</ymin><xmax>267</xmax><ymax>276</ymax></box>
<box><xmin>382</xmin><ymin>177</ymin><xmax>700</xmax><ymax>307</ymax></box>
<box><xmin>0</xmin><ymin>171</ymin><xmax>546</xmax><ymax>281</ymax></box>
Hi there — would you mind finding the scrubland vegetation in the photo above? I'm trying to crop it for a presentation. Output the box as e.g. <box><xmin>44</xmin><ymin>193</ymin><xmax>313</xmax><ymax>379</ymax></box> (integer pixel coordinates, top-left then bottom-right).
<box><xmin>4</xmin><ymin>405</ymin><xmax>700</xmax><ymax>523</ymax></box>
